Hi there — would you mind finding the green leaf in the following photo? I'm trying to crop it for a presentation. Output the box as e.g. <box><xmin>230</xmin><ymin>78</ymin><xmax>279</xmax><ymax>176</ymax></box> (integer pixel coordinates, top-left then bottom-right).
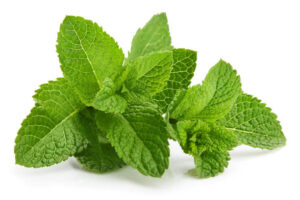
<box><xmin>125</xmin><ymin>51</ymin><xmax>173</xmax><ymax>96</ymax></box>
<box><xmin>176</xmin><ymin>119</ymin><xmax>237</xmax><ymax>178</ymax></box>
<box><xmin>190</xmin><ymin>151</ymin><xmax>230</xmax><ymax>178</ymax></box>
<box><xmin>127</xmin><ymin>13</ymin><xmax>172</xmax><ymax>62</ymax></box>
<box><xmin>217</xmin><ymin>93</ymin><xmax>286</xmax><ymax>149</ymax></box>
<box><xmin>153</xmin><ymin>49</ymin><xmax>197</xmax><ymax>113</ymax></box>
<box><xmin>176</xmin><ymin>120</ymin><xmax>238</xmax><ymax>156</ymax></box>
<box><xmin>96</xmin><ymin>101</ymin><xmax>169</xmax><ymax>177</ymax></box>
<box><xmin>15</xmin><ymin>78</ymin><xmax>88</xmax><ymax>167</ymax></box>
<box><xmin>57</xmin><ymin>16</ymin><xmax>124</xmax><ymax>105</ymax></box>
<box><xmin>120</xmin><ymin>85</ymin><xmax>152</xmax><ymax>104</ymax></box>
<box><xmin>75</xmin><ymin>108</ymin><xmax>125</xmax><ymax>173</ymax></box>
<box><xmin>92</xmin><ymin>78</ymin><xmax>127</xmax><ymax>113</ymax></box>
<box><xmin>169</xmin><ymin>60</ymin><xmax>241</xmax><ymax>121</ymax></box>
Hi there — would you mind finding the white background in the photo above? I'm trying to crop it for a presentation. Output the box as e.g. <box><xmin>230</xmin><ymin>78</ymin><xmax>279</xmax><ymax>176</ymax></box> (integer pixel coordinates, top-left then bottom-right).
<box><xmin>0</xmin><ymin>0</ymin><xmax>299</xmax><ymax>199</ymax></box>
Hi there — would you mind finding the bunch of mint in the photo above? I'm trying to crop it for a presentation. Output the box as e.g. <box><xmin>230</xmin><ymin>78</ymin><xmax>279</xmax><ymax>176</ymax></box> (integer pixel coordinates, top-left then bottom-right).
<box><xmin>14</xmin><ymin>13</ymin><xmax>286</xmax><ymax>178</ymax></box>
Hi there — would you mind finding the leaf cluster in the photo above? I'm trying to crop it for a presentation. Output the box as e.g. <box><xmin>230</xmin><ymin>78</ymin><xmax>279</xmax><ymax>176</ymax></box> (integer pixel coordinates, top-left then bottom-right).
<box><xmin>14</xmin><ymin>13</ymin><xmax>286</xmax><ymax>178</ymax></box>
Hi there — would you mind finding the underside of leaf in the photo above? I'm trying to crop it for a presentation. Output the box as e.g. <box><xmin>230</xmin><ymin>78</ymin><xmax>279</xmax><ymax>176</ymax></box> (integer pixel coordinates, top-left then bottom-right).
<box><xmin>153</xmin><ymin>48</ymin><xmax>197</xmax><ymax>113</ymax></box>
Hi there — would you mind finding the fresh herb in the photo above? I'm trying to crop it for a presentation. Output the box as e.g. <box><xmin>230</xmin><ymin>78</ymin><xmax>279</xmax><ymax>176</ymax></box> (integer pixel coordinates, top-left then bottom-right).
<box><xmin>14</xmin><ymin>13</ymin><xmax>286</xmax><ymax>178</ymax></box>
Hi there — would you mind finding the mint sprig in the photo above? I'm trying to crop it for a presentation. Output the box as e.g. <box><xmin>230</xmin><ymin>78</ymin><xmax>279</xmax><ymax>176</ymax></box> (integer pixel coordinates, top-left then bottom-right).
<box><xmin>14</xmin><ymin>13</ymin><xmax>286</xmax><ymax>179</ymax></box>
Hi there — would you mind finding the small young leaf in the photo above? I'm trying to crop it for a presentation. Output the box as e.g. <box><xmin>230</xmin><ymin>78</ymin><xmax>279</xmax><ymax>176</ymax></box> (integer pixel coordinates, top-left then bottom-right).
<box><xmin>96</xmin><ymin>101</ymin><xmax>169</xmax><ymax>177</ymax></box>
<box><xmin>75</xmin><ymin>108</ymin><xmax>125</xmax><ymax>173</ymax></box>
<box><xmin>57</xmin><ymin>16</ymin><xmax>124</xmax><ymax>105</ymax></box>
<box><xmin>92</xmin><ymin>78</ymin><xmax>127</xmax><ymax>113</ymax></box>
<box><xmin>169</xmin><ymin>60</ymin><xmax>241</xmax><ymax>121</ymax></box>
<box><xmin>217</xmin><ymin>93</ymin><xmax>286</xmax><ymax>149</ymax></box>
<box><xmin>176</xmin><ymin>120</ymin><xmax>238</xmax><ymax>156</ymax></box>
<box><xmin>125</xmin><ymin>51</ymin><xmax>173</xmax><ymax>96</ymax></box>
<box><xmin>153</xmin><ymin>48</ymin><xmax>197</xmax><ymax>113</ymax></box>
<box><xmin>15</xmin><ymin>78</ymin><xmax>88</xmax><ymax>167</ymax></box>
<box><xmin>190</xmin><ymin>151</ymin><xmax>230</xmax><ymax>178</ymax></box>
<box><xmin>127</xmin><ymin>13</ymin><xmax>172</xmax><ymax>62</ymax></box>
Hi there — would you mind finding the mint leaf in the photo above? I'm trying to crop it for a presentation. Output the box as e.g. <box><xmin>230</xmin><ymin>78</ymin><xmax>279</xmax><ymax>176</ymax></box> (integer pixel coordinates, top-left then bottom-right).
<box><xmin>75</xmin><ymin>108</ymin><xmax>125</xmax><ymax>173</ymax></box>
<box><xmin>92</xmin><ymin>78</ymin><xmax>127</xmax><ymax>113</ymax></box>
<box><xmin>169</xmin><ymin>60</ymin><xmax>241</xmax><ymax>121</ymax></box>
<box><xmin>176</xmin><ymin>120</ymin><xmax>238</xmax><ymax>156</ymax></box>
<box><xmin>96</xmin><ymin>101</ymin><xmax>169</xmax><ymax>177</ymax></box>
<box><xmin>217</xmin><ymin>93</ymin><xmax>286</xmax><ymax>149</ymax></box>
<box><xmin>15</xmin><ymin>13</ymin><xmax>287</xmax><ymax>179</ymax></box>
<box><xmin>176</xmin><ymin>120</ymin><xmax>236</xmax><ymax>178</ymax></box>
<box><xmin>125</xmin><ymin>51</ymin><xmax>173</xmax><ymax>96</ymax></box>
<box><xmin>153</xmin><ymin>49</ymin><xmax>197</xmax><ymax>113</ymax></box>
<box><xmin>15</xmin><ymin>78</ymin><xmax>88</xmax><ymax>167</ymax></box>
<box><xmin>191</xmin><ymin>151</ymin><xmax>230</xmax><ymax>178</ymax></box>
<box><xmin>57</xmin><ymin>16</ymin><xmax>124</xmax><ymax>105</ymax></box>
<box><xmin>127</xmin><ymin>13</ymin><xmax>172</xmax><ymax>62</ymax></box>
